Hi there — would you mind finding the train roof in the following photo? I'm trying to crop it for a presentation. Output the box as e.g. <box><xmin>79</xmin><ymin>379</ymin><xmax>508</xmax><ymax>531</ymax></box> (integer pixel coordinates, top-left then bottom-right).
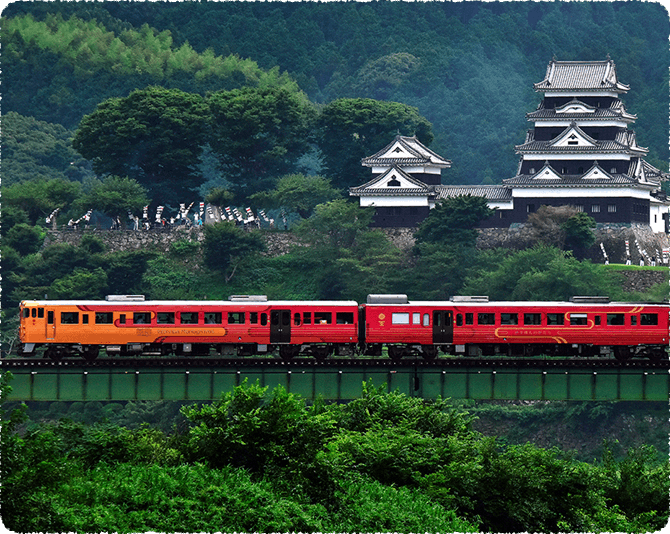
<box><xmin>20</xmin><ymin>299</ymin><xmax>359</xmax><ymax>307</ymax></box>
<box><xmin>367</xmin><ymin>300</ymin><xmax>669</xmax><ymax>307</ymax></box>
<box><xmin>20</xmin><ymin>299</ymin><xmax>668</xmax><ymax>308</ymax></box>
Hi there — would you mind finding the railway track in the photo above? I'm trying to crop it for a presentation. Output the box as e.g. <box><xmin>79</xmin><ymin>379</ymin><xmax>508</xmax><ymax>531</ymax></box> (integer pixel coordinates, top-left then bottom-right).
<box><xmin>2</xmin><ymin>356</ymin><xmax>668</xmax><ymax>369</ymax></box>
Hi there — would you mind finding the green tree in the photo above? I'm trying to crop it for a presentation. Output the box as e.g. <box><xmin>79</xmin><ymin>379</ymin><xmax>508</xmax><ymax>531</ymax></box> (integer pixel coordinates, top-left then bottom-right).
<box><xmin>4</xmin><ymin>224</ymin><xmax>46</xmax><ymax>256</ymax></box>
<box><xmin>3</xmin><ymin>178</ymin><xmax>81</xmax><ymax>225</ymax></box>
<box><xmin>290</xmin><ymin>200</ymin><xmax>402</xmax><ymax>299</ymax></box>
<box><xmin>48</xmin><ymin>267</ymin><xmax>108</xmax><ymax>299</ymax></box>
<box><xmin>414</xmin><ymin>195</ymin><xmax>495</xmax><ymax>247</ymax></box>
<box><xmin>562</xmin><ymin>211</ymin><xmax>596</xmax><ymax>254</ymax></box>
<box><xmin>73</xmin><ymin>87</ymin><xmax>210</xmax><ymax>204</ymax></box>
<box><xmin>249</xmin><ymin>173</ymin><xmax>342</xmax><ymax>218</ymax></box>
<box><xmin>461</xmin><ymin>246</ymin><xmax>619</xmax><ymax>301</ymax></box>
<box><xmin>207</xmin><ymin>86</ymin><xmax>317</xmax><ymax>198</ymax></box>
<box><xmin>2</xmin><ymin>111</ymin><xmax>93</xmax><ymax>186</ymax></box>
<box><xmin>202</xmin><ymin>222</ymin><xmax>266</xmax><ymax>283</ymax></box>
<box><xmin>75</xmin><ymin>175</ymin><xmax>150</xmax><ymax>222</ymax></box>
<box><xmin>316</xmin><ymin>98</ymin><xmax>434</xmax><ymax>188</ymax></box>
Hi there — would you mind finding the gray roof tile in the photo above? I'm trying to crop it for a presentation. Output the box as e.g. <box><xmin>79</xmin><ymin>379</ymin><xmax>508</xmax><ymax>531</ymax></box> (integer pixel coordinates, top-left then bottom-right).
<box><xmin>534</xmin><ymin>59</ymin><xmax>629</xmax><ymax>93</ymax></box>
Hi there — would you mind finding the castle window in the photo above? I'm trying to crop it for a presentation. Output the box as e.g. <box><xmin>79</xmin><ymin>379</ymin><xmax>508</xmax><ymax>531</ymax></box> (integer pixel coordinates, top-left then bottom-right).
<box><xmin>387</xmin><ymin>178</ymin><xmax>401</xmax><ymax>187</ymax></box>
<box><xmin>608</xmin><ymin>204</ymin><xmax>617</xmax><ymax>213</ymax></box>
<box><xmin>591</xmin><ymin>204</ymin><xmax>600</xmax><ymax>213</ymax></box>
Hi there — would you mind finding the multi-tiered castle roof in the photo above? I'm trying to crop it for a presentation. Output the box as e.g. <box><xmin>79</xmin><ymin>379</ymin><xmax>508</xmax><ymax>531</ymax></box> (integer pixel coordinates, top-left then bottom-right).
<box><xmin>351</xmin><ymin>58</ymin><xmax>668</xmax><ymax>232</ymax></box>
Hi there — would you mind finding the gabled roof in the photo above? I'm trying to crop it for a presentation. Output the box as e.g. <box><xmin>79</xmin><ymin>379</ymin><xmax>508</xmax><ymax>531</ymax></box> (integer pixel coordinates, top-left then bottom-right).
<box><xmin>515</xmin><ymin>125</ymin><xmax>648</xmax><ymax>156</ymax></box>
<box><xmin>534</xmin><ymin>58</ymin><xmax>630</xmax><ymax>93</ymax></box>
<box><xmin>349</xmin><ymin>166</ymin><xmax>433</xmax><ymax>197</ymax></box>
<box><xmin>527</xmin><ymin>99</ymin><xmax>636</xmax><ymax>123</ymax></box>
<box><xmin>361</xmin><ymin>135</ymin><xmax>451</xmax><ymax>168</ymax></box>
<box><xmin>435</xmin><ymin>185</ymin><xmax>512</xmax><ymax>201</ymax></box>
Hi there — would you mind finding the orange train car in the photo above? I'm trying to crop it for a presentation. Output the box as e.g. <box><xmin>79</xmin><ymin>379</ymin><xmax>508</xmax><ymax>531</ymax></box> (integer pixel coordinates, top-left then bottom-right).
<box><xmin>18</xmin><ymin>295</ymin><xmax>359</xmax><ymax>360</ymax></box>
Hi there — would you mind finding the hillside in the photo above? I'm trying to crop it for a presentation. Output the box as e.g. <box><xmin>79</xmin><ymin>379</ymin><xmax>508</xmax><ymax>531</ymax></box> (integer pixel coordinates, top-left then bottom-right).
<box><xmin>3</xmin><ymin>2</ymin><xmax>669</xmax><ymax>186</ymax></box>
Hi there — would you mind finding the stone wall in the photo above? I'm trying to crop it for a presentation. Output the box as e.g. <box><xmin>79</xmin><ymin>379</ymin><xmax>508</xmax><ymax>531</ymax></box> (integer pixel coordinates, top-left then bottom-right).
<box><xmin>42</xmin><ymin>227</ymin><xmax>301</xmax><ymax>256</ymax></box>
<box><xmin>41</xmin><ymin>226</ymin><xmax>668</xmax><ymax>294</ymax></box>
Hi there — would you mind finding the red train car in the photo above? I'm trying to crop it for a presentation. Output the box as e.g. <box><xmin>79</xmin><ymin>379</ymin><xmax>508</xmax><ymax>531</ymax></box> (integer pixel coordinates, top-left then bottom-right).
<box><xmin>361</xmin><ymin>295</ymin><xmax>669</xmax><ymax>360</ymax></box>
<box><xmin>18</xmin><ymin>295</ymin><xmax>359</xmax><ymax>360</ymax></box>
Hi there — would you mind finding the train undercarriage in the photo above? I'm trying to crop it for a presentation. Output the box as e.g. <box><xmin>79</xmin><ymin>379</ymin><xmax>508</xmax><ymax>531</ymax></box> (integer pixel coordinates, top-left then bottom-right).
<box><xmin>18</xmin><ymin>340</ymin><xmax>666</xmax><ymax>362</ymax></box>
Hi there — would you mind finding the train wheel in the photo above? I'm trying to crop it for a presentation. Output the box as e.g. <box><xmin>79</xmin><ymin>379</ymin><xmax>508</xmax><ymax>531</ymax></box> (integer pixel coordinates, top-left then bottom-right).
<box><xmin>313</xmin><ymin>345</ymin><xmax>331</xmax><ymax>361</ymax></box>
<box><xmin>614</xmin><ymin>346</ymin><xmax>631</xmax><ymax>361</ymax></box>
<box><xmin>422</xmin><ymin>345</ymin><xmax>438</xmax><ymax>360</ymax></box>
<box><xmin>82</xmin><ymin>346</ymin><xmax>99</xmax><ymax>361</ymax></box>
<box><xmin>388</xmin><ymin>345</ymin><xmax>404</xmax><ymax>361</ymax></box>
<box><xmin>45</xmin><ymin>348</ymin><xmax>63</xmax><ymax>361</ymax></box>
<box><xmin>279</xmin><ymin>345</ymin><xmax>300</xmax><ymax>361</ymax></box>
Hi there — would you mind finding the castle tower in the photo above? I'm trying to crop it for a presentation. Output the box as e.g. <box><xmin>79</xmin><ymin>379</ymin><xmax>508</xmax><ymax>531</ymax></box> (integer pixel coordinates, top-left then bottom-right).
<box><xmin>502</xmin><ymin>58</ymin><xmax>668</xmax><ymax>230</ymax></box>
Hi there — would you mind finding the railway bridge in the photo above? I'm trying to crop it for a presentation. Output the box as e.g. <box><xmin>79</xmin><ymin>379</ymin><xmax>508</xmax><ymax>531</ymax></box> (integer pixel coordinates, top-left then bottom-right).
<box><xmin>2</xmin><ymin>357</ymin><xmax>668</xmax><ymax>402</ymax></box>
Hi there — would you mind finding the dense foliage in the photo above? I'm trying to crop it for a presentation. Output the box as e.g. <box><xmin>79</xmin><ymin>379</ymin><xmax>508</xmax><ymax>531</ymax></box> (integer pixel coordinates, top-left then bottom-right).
<box><xmin>3</xmin><ymin>2</ymin><xmax>668</xmax><ymax>186</ymax></box>
<box><xmin>2</xmin><ymin>376</ymin><xmax>667</xmax><ymax>533</ymax></box>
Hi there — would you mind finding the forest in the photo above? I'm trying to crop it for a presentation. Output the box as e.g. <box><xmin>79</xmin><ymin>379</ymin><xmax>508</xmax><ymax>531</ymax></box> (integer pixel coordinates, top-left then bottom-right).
<box><xmin>2</xmin><ymin>2</ymin><xmax>669</xmax><ymax>532</ymax></box>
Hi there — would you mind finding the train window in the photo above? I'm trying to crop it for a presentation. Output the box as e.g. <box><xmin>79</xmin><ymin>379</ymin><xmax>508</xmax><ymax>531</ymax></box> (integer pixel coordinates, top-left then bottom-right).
<box><xmin>205</xmin><ymin>312</ymin><xmax>222</xmax><ymax>324</ymax></box>
<box><xmin>22</xmin><ymin>308</ymin><xmax>30</xmax><ymax>318</ymax></box>
<box><xmin>465</xmin><ymin>313</ymin><xmax>473</xmax><ymax>325</ymax></box>
<box><xmin>336</xmin><ymin>312</ymin><xmax>354</xmax><ymax>324</ymax></box>
<box><xmin>294</xmin><ymin>313</ymin><xmax>301</xmax><ymax>326</ymax></box>
<box><xmin>133</xmin><ymin>312</ymin><xmax>151</xmax><ymax>324</ymax></box>
<box><xmin>456</xmin><ymin>314</ymin><xmax>463</xmax><ymax>327</ymax></box>
<box><xmin>570</xmin><ymin>314</ymin><xmax>588</xmax><ymax>325</ymax></box>
<box><xmin>282</xmin><ymin>312</ymin><xmax>290</xmax><ymax>326</ymax></box>
<box><xmin>303</xmin><ymin>312</ymin><xmax>312</xmax><ymax>324</ymax></box>
<box><xmin>413</xmin><ymin>313</ymin><xmax>421</xmax><ymax>324</ymax></box>
<box><xmin>227</xmin><ymin>312</ymin><xmax>244</xmax><ymax>325</ymax></box>
<box><xmin>31</xmin><ymin>308</ymin><xmax>37</xmax><ymax>318</ymax></box>
<box><xmin>119</xmin><ymin>314</ymin><xmax>126</xmax><ymax>324</ymax></box>
<box><xmin>96</xmin><ymin>312</ymin><xmax>114</xmax><ymax>324</ymax></box>
<box><xmin>48</xmin><ymin>311</ymin><xmax>54</xmax><ymax>324</ymax></box>
<box><xmin>641</xmin><ymin>313</ymin><xmax>658</xmax><ymax>325</ymax></box>
<box><xmin>595</xmin><ymin>316</ymin><xmax>601</xmax><ymax>326</ymax></box>
<box><xmin>524</xmin><ymin>313</ymin><xmax>541</xmax><ymax>325</ymax></box>
<box><xmin>82</xmin><ymin>314</ymin><xmax>89</xmax><ymax>325</ymax></box>
<box><xmin>547</xmin><ymin>313</ymin><xmax>564</xmax><ymax>325</ymax></box>
<box><xmin>61</xmin><ymin>312</ymin><xmax>79</xmax><ymax>324</ymax></box>
<box><xmin>38</xmin><ymin>308</ymin><xmax>44</xmax><ymax>318</ymax></box>
<box><xmin>606</xmin><ymin>313</ymin><xmax>624</xmax><ymax>326</ymax></box>
<box><xmin>630</xmin><ymin>316</ymin><xmax>637</xmax><ymax>326</ymax></box>
<box><xmin>478</xmin><ymin>313</ymin><xmax>495</xmax><ymax>325</ymax></box>
<box><xmin>314</xmin><ymin>312</ymin><xmax>332</xmax><ymax>324</ymax></box>
<box><xmin>179</xmin><ymin>312</ymin><xmax>198</xmax><ymax>324</ymax></box>
<box><xmin>392</xmin><ymin>313</ymin><xmax>410</xmax><ymax>325</ymax></box>
<box><xmin>157</xmin><ymin>312</ymin><xmax>175</xmax><ymax>324</ymax></box>
<box><xmin>250</xmin><ymin>312</ymin><xmax>258</xmax><ymax>324</ymax></box>
<box><xmin>423</xmin><ymin>314</ymin><xmax>429</xmax><ymax>326</ymax></box>
<box><xmin>500</xmin><ymin>313</ymin><xmax>518</xmax><ymax>325</ymax></box>
<box><xmin>261</xmin><ymin>313</ymin><xmax>268</xmax><ymax>326</ymax></box>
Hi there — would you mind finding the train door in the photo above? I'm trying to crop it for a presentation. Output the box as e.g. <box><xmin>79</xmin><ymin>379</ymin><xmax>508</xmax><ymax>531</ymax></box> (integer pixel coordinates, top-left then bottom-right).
<box><xmin>46</xmin><ymin>309</ymin><xmax>56</xmax><ymax>340</ymax></box>
<box><xmin>433</xmin><ymin>310</ymin><xmax>453</xmax><ymax>344</ymax></box>
<box><xmin>270</xmin><ymin>309</ymin><xmax>291</xmax><ymax>343</ymax></box>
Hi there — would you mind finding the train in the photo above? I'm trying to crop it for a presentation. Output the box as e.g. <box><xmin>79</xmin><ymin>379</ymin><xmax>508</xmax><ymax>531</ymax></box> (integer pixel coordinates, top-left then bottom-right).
<box><xmin>17</xmin><ymin>294</ymin><xmax>669</xmax><ymax>362</ymax></box>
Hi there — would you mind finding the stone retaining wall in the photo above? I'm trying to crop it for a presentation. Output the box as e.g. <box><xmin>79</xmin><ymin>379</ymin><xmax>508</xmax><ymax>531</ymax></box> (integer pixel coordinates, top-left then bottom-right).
<box><xmin>42</xmin><ymin>227</ymin><xmax>301</xmax><ymax>256</ymax></box>
<box><xmin>42</xmin><ymin>226</ymin><xmax>668</xmax><ymax>293</ymax></box>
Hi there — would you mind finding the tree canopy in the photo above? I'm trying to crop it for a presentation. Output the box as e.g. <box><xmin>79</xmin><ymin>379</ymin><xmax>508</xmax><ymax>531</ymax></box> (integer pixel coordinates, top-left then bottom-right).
<box><xmin>316</xmin><ymin>98</ymin><xmax>434</xmax><ymax>188</ymax></box>
<box><xmin>72</xmin><ymin>86</ymin><xmax>210</xmax><ymax>204</ymax></box>
<box><xmin>249</xmin><ymin>173</ymin><xmax>342</xmax><ymax>219</ymax></box>
<box><xmin>207</xmin><ymin>86</ymin><xmax>317</xmax><ymax>197</ymax></box>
